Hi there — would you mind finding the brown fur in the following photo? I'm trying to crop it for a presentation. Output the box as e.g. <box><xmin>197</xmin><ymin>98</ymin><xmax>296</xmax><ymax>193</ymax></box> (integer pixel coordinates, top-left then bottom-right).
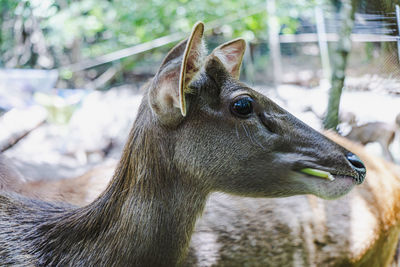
<box><xmin>325</xmin><ymin>132</ymin><xmax>400</xmax><ymax>266</ymax></box>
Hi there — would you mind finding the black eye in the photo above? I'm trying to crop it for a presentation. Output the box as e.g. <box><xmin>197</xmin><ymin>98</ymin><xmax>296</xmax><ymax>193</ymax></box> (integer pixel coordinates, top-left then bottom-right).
<box><xmin>230</xmin><ymin>96</ymin><xmax>254</xmax><ymax>117</ymax></box>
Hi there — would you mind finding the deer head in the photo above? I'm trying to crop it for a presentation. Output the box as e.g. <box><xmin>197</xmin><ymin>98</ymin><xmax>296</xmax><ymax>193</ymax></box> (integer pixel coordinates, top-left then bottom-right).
<box><xmin>145</xmin><ymin>22</ymin><xmax>365</xmax><ymax>200</ymax></box>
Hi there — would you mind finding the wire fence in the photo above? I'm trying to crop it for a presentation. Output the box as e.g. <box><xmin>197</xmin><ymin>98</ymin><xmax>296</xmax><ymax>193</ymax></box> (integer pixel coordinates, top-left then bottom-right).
<box><xmin>239</xmin><ymin>5</ymin><xmax>400</xmax><ymax>91</ymax></box>
<box><xmin>57</xmin><ymin>3</ymin><xmax>400</xmax><ymax>94</ymax></box>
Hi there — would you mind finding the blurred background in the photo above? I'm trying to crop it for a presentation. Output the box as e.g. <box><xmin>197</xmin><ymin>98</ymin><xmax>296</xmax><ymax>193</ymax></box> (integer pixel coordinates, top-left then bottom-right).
<box><xmin>0</xmin><ymin>0</ymin><xmax>399</xmax><ymax>179</ymax></box>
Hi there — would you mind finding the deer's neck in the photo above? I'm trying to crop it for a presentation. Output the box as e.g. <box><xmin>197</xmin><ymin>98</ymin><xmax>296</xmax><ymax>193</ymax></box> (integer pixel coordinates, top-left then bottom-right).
<box><xmin>36</xmin><ymin>111</ymin><xmax>209</xmax><ymax>266</ymax></box>
<box><xmin>90</xmin><ymin>170</ymin><xmax>208</xmax><ymax>266</ymax></box>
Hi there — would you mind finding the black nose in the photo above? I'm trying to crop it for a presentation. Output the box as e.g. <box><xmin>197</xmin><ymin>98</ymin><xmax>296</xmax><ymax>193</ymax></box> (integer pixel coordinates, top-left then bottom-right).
<box><xmin>346</xmin><ymin>152</ymin><xmax>366</xmax><ymax>184</ymax></box>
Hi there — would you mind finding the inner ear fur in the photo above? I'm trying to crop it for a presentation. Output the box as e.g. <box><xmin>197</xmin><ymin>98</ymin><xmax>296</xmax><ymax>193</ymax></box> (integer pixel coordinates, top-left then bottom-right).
<box><xmin>209</xmin><ymin>38</ymin><xmax>246</xmax><ymax>80</ymax></box>
<box><xmin>148</xmin><ymin>22</ymin><xmax>206</xmax><ymax>125</ymax></box>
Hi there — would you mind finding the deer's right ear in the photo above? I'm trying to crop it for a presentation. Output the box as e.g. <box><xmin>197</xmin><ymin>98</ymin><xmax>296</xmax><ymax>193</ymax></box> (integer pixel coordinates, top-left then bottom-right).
<box><xmin>209</xmin><ymin>38</ymin><xmax>246</xmax><ymax>79</ymax></box>
<box><xmin>149</xmin><ymin>22</ymin><xmax>206</xmax><ymax>125</ymax></box>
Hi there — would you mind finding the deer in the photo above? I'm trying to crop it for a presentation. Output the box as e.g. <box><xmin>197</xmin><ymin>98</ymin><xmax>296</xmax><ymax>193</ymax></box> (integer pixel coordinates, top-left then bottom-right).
<box><xmin>345</xmin><ymin>113</ymin><xmax>400</xmax><ymax>163</ymax></box>
<box><xmin>304</xmin><ymin>109</ymin><xmax>400</xmax><ymax>163</ymax></box>
<box><xmin>0</xmin><ymin>22</ymin><xmax>366</xmax><ymax>266</ymax></box>
<box><xmin>2</xmin><ymin>133</ymin><xmax>398</xmax><ymax>266</ymax></box>
<box><xmin>346</xmin><ymin>122</ymin><xmax>396</xmax><ymax>162</ymax></box>
<box><xmin>4</xmin><ymin>131</ymin><xmax>398</xmax><ymax>266</ymax></box>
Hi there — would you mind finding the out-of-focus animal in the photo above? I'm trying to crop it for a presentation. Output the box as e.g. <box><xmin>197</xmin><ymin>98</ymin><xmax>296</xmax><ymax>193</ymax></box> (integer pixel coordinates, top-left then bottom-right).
<box><xmin>345</xmin><ymin>113</ymin><xmax>400</xmax><ymax>163</ymax></box>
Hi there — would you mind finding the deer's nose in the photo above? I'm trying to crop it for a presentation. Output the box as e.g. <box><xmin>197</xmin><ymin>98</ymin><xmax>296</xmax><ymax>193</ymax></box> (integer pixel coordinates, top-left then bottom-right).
<box><xmin>346</xmin><ymin>152</ymin><xmax>366</xmax><ymax>184</ymax></box>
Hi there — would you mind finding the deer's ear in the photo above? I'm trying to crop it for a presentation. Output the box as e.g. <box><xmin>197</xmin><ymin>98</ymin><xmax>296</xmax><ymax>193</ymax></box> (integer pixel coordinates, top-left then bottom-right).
<box><xmin>149</xmin><ymin>22</ymin><xmax>206</xmax><ymax>125</ymax></box>
<box><xmin>209</xmin><ymin>38</ymin><xmax>245</xmax><ymax>79</ymax></box>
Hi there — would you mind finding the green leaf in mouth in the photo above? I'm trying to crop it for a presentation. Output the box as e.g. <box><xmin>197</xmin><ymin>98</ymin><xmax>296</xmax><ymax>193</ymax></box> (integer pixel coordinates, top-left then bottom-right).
<box><xmin>300</xmin><ymin>168</ymin><xmax>335</xmax><ymax>181</ymax></box>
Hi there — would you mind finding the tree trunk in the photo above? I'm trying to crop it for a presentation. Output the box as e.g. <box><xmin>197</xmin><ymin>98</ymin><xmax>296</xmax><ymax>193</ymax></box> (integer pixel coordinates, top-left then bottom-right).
<box><xmin>323</xmin><ymin>0</ymin><xmax>358</xmax><ymax>130</ymax></box>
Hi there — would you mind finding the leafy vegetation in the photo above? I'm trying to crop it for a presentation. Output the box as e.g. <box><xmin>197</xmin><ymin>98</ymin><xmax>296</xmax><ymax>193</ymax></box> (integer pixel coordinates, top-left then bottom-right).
<box><xmin>0</xmin><ymin>0</ymin><xmax>317</xmax><ymax>71</ymax></box>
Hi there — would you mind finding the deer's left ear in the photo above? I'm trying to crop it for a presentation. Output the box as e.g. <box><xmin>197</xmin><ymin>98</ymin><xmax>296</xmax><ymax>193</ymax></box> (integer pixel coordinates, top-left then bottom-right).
<box><xmin>149</xmin><ymin>22</ymin><xmax>206</xmax><ymax>125</ymax></box>
<box><xmin>178</xmin><ymin>22</ymin><xmax>206</xmax><ymax>116</ymax></box>
<box><xmin>209</xmin><ymin>38</ymin><xmax>246</xmax><ymax>79</ymax></box>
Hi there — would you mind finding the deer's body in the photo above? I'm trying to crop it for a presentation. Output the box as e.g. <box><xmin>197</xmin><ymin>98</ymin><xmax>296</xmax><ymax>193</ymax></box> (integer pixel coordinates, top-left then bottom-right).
<box><xmin>0</xmin><ymin>23</ymin><xmax>365</xmax><ymax>266</ymax></box>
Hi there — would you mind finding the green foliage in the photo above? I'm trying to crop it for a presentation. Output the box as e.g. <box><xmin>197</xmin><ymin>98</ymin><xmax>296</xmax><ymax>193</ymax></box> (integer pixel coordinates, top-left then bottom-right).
<box><xmin>0</xmin><ymin>0</ymin><xmax>19</xmax><ymax>65</ymax></box>
<box><xmin>0</xmin><ymin>0</ymin><xmax>317</xmax><ymax>70</ymax></box>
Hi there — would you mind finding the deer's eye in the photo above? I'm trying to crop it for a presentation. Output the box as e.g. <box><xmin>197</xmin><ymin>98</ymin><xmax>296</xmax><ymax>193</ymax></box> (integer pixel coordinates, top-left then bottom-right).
<box><xmin>230</xmin><ymin>96</ymin><xmax>254</xmax><ymax>118</ymax></box>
